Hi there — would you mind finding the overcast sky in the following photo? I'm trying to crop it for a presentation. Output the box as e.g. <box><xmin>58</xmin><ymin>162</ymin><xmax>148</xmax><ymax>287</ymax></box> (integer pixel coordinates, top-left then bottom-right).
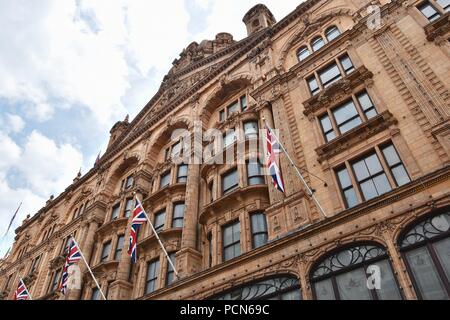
<box><xmin>0</xmin><ymin>0</ymin><xmax>304</xmax><ymax>256</ymax></box>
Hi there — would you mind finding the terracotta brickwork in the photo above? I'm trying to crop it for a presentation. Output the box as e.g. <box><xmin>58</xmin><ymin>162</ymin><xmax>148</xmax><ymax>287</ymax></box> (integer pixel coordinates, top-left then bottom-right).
<box><xmin>1</xmin><ymin>0</ymin><xmax>450</xmax><ymax>300</ymax></box>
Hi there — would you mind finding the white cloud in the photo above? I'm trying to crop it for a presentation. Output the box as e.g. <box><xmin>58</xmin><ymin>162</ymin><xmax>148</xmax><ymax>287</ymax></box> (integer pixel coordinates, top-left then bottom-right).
<box><xmin>0</xmin><ymin>114</ymin><xmax>25</xmax><ymax>134</ymax></box>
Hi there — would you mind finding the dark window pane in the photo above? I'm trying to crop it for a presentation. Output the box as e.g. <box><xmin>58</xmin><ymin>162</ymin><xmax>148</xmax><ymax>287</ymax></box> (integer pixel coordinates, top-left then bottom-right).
<box><xmin>145</xmin><ymin>260</ymin><xmax>160</xmax><ymax>294</ymax></box>
<box><xmin>311</xmin><ymin>36</ymin><xmax>325</xmax><ymax>52</ymax></box>
<box><xmin>240</xmin><ymin>95</ymin><xmax>248</xmax><ymax>111</ymax></box>
<box><xmin>247</xmin><ymin>161</ymin><xmax>264</xmax><ymax>186</ymax></box>
<box><xmin>124</xmin><ymin>199</ymin><xmax>134</xmax><ymax>218</ymax></box>
<box><xmin>125</xmin><ymin>176</ymin><xmax>134</xmax><ymax>189</ymax></box>
<box><xmin>91</xmin><ymin>288</ymin><xmax>100</xmax><ymax>300</ymax></box>
<box><xmin>326</xmin><ymin>26</ymin><xmax>341</xmax><ymax>42</ymax></box>
<box><xmin>172</xmin><ymin>203</ymin><xmax>185</xmax><ymax>228</ymax></box>
<box><xmin>227</xmin><ymin>101</ymin><xmax>240</xmax><ymax>115</ymax></box>
<box><xmin>251</xmin><ymin>213</ymin><xmax>268</xmax><ymax>249</ymax></box>
<box><xmin>339</xmin><ymin>55</ymin><xmax>355</xmax><ymax>74</ymax></box>
<box><xmin>433</xmin><ymin>237</ymin><xmax>450</xmax><ymax>281</ymax></box>
<box><xmin>319</xmin><ymin>63</ymin><xmax>341</xmax><ymax>88</ymax></box>
<box><xmin>222</xmin><ymin>169</ymin><xmax>239</xmax><ymax>195</ymax></box>
<box><xmin>223</xmin><ymin>222</ymin><xmax>240</xmax><ymax>261</ymax></box>
<box><xmin>220</xmin><ymin>110</ymin><xmax>226</xmax><ymax>122</ymax></box>
<box><xmin>166</xmin><ymin>253</ymin><xmax>176</xmax><ymax>286</ymax></box>
<box><xmin>333</xmin><ymin>100</ymin><xmax>359</xmax><ymax>127</ymax></box>
<box><xmin>298</xmin><ymin>46</ymin><xmax>310</xmax><ymax>61</ymax></box>
<box><xmin>101</xmin><ymin>242</ymin><xmax>111</xmax><ymax>262</ymax></box>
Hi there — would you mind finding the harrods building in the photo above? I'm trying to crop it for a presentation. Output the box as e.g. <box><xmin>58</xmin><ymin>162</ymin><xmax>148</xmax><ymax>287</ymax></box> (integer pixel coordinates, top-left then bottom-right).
<box><xmin>1</xmin><ymin>0</ymin><xmax>450</xmax><ymax>300</ymax></box>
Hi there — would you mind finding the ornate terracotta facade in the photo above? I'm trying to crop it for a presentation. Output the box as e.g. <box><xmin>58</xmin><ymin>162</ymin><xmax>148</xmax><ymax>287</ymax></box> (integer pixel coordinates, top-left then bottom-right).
<box><xmin>1</xmin><ymin>0</ymin><xmax>450</xmax><ymax>300</ymax></box>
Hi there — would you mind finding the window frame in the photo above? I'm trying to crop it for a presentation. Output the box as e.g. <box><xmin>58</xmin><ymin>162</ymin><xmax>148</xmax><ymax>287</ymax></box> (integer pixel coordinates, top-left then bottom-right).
<box><xmin>417</xmin><ymin>1</ymin><xmax>445</xmax><ymax>22</ymax></box>
<box><xmin>221</xmin><ymin>168</ymin><xmax>239</xmax><ymax>195</ymax></box>
<box><xmin>114</xmin><ymin>235</ymin><xmax>125</xmax><ymax>261</ymax></box>
<box><xmin>154</xmin><ymin>210</ymin><xmax>166</xmax><ymax>233</ymax></box>
<box><xmin>218</xmin><ymin>94</ymin><xmax>248</xmax><ymax>122</ymax></box>
<box><xmin>111</xmin><ymin>203</ymin><xmax>121</xmax><ymax>221</ymax></box>
<box><xmin>145</xmin><ymin>259</ymin><xmax>160</xmax><ymax>294</ymax></box>
<box><xmin>176</xmin><ymin>164</ymin><xmax>188</xmax><ymax>183</ymax></box>
<box><xmin>172</xmin><ymin>202</ymin><xmax>185</xmax><ymax>229</ymax></box>
<box><xmin>222</xmin><ymin>220</ymin><xmax>241</xmax><ymax>262</ymax></box>
<box><xmin>160</xmin><ymin>171</ymin><xmax>171</xmax><ymax>189</ymax></box>
<box><xmin>165</xmin><ymin>252</ymin><xmax>177</xmax><ymax>286</ymax></box>
<box><xmin>100</xmin><ymin>241</ymin><xmax>112</xmax><ymax>263</ymax></box>
<box><xmin>250</xmin><ymin>212</ymin><xmax>269</xmax><ymax>249</ymax></box>
<box><xmin>246</xmin><ymin>159</ymin><xmax>265</xmax><ymax>186</ymax></box>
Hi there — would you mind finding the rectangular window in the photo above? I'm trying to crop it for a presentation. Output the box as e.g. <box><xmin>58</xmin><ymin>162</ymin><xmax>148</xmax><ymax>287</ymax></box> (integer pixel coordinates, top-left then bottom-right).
<box><xmin>50</xmin><ymin>269</ymin><xmax>62</xmax><ymax>293</ymax></box>
<box><xmin>381</xmin><ymin>144</ymin><xmax>411</xmax><ymax>187</ymax></box>
<box><xmin>30</xmin><ymin>255</ymin><xmax>41</xmax><ymax>273</ymax></box>
<box><xmin>114</xmin><ymin>235</ymin><xmax>125</xmax><ymax>260</ymax></box>
<box><xmin>223</xmin><ymin>221</ymin><xmax>241</xmax><ymax>262</ymax></box>
<box><xmin>125</xmin><ymin>175</ymin><xmax>134</xmax><ymax>189</ymax></box>
<box><xmin>339</xmin><ymin>54</ymin><xmax>355</xmax><ymax>74</ymax></box>
<box><xmin>160</xmin><ymin>171</ymin><xmax>171</xmax><ymax>189</ymax></box>
<box><xmin>240</xmin><ymin>95</ymin><xmax>248</xmax><ymax>111</ymax></box>
<box><xmin>100</xmin><ymin>241</ymin><xmax>112</xmax><ymax>263</ymax></box>
<box><xmin>124</xmin><ymin>199</ymin><xmax>134</xmax><ymax>218</ymax></box>
<box><xmin>307</xmin><ymin>76</ymin><xmax>320</xmax><ymax>96</ymax></box>
<box><xmin>219</xmin><ymin>110</ymin><xmax>226</xmax><ymax>122</ymax></box>
<box><xmin>332</xmin><ymin>100</ymin><xmax>362</xmax><ymax>134</ymax></box>
<box><xmin>209</xmin><ymin>180</ymin><xmax>214</xmax><ymax>203</ymax></box>
<box><xmin>164</xmin><ymin>148</ymin><xmax>170</xmax><ymax>161</ymax></box>
<box><xmin>172</xmin><ymin>203</ymin><xmax>185</xmax><ymax>228</ymax></box>
<box><xmin>222</xmin><ymin>169</ymin><xmax>239</xmax><ymax>195</ymax></box>
<box><xmin>111</xmin><ymin>203</ymin><xmax>120</xmax><ymax>220</ymax></box>
<box><xmin>352</xmin><ymin>152</ymin><xmax>392</xmax><ymax>201</ymax></box>
<box><xmin>357</xmin><ymin>90</ymin><xmax>378</xmax><ymax>119</ymax></box>
<box><xmin>244</xmin><ymin>121</ymin><xmax>259</xmax><ymax>139</ymax></box>
<box><xmin>91</xmin><ymin>287</ymin><xmax>101</xmax><ymax>300</ymax></box>
<box><xmin>251</xmin><ymin>213</ymin><xmax>268</xmax><ymax>249</ymax></box>
<box><xmin>171</xmin><ymin>141</ymin><xmax>182</xmax><ymax>158</ymax></box>
<box><xmin>247</xmin><ymin>160</ymin><xmax>265</xmax><ymax>186</ymax></box>
<box><xmin>418</xmin><ymin>2</ymin><xmax>441</xmax><ymax>21</ymax></box>
<box><xmin>319</xmin><ymin>114</ymin><xmax>336</xmax><ymax>142</ymax></box>
<box><xmin>223</xmin><ymin>129</ymin><xmax>236</xmax><ymax>149</ymax></box>
<box><xmin>207</xmin><ymin>233</ymin><xmax>213</xmax><ymax>268</ymax></box>
<box><xmin>177</xmin><ymin>164</ymin><xmax>188</xmax><ymax>183</ymax></box>
<box><xmin>145</xmin><ymin>260</ymin><xmax>160</xmax><ymax>294</ymax></box>
<box><xmin>437</xmin><ymin>0</ymin><xmax>450</xmax><ymax>11</ymax></box>
<box><xmin>165</xmin><ymin>253</ymin><xmax>176</xmax><ymax>286</ymax></box>
<box><xmin>154</xmin><ymin>210</ymin><xmax>166</xmax><ymax>232</ymax></box>
<box><xmin>336</xmin><ymin>167</ymin><xmax>359</xmax><ymax>209</ymax></box>
<box><xmin>319</xmin><ymin>63</ymin><xmax>342</xmax><ymax>88</ymax></box>
<box><xmin>227</xmin><ymin>101</ymin><xmax>240</xmax><ymax>115</ymax></box>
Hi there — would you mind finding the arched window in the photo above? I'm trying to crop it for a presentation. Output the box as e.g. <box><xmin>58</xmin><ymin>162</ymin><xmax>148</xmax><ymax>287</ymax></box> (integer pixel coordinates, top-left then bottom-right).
<box><xmin>212</xmin><ymin>275</ymin><xmax>301</xmax><ymax>300</ymax></box>
<box><xmin>311</xmin><ymin>36</ymin><xmax>325</xmax><ymax>52</ymax></box>
<box><xmin>399</xmin><ymin>211</ymin><xmax>450</xmax><ymax>300</ymax></box>
<box><xmin>325</xmin><ymin>26</ymin><xmax>341</xmax><ymax>42</ymax></box>
<box><xmin>311</xmin><ymin>244</ymin><xmax>402</xmax><ymax>300</ymax></box>
<box><xmin>297</xmin><ymin>46</ymin><xmax>310</xmax><ymax>61</ymax></box>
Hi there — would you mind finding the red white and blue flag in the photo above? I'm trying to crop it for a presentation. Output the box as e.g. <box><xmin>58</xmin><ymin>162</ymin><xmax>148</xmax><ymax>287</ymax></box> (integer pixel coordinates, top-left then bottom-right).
<box><xmin>128</xmin><ymin>199</ymin><xmax>147</xmax><ymax>263</ymax></box>
<box><xmin>265</xmin><ymin>124</ymin><xmax>285</xmax><ymax>193</ymax></box>
<box><xmin>14</xmin><ymin>278</ymin><xmax>31</xmax><ymax>300</ymax></box>
<box><xmin>60</xmin><ymin>238</ymin><xmax>82</xmax><ymax>295</ymax></box>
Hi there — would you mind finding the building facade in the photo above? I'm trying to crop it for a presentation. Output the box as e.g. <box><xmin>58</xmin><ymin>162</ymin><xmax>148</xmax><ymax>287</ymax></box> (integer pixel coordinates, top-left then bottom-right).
<box><xmin>1</xmin><ymin>0</ymin><xmax>450</xmax><ymax>300</ymax></box>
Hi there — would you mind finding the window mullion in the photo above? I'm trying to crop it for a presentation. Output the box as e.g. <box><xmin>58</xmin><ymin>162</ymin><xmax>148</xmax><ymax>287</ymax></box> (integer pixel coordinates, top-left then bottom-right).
<box><xmin>345</xmin><ymin>161</ymin><xmax>364</xmax><ymax>204</ymax></box>
<box><xmin>374</xmin><ymin>146</ymin><xmax>396</xmax><ymax>188</ymax></box>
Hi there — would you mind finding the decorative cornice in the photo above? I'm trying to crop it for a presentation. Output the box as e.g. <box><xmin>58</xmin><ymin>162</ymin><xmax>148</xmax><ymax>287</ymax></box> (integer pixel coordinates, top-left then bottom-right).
<box><xmin>315</xmin><ymin>110</ymin><xmax>398</xmax><ymax>163</ymax></box>
<box><xmin>424</xmin><ymin>12</ymin><xmax>450</xmax><ymax>43</ymax></box>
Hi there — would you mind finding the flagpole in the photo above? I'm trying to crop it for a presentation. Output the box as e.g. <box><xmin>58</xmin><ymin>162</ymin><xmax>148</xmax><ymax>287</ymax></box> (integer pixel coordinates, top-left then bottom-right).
<box><xmin>19</xmin><ymin>278</ymin><xmax>33</xmax><ymax>300</ymax></box>
<box><xmin>70</xmin><ymin>237</ymin><xmax>107</xmax><ymax>300</ymax></box>
<box><xmin>263</xmin><ymin>118</ymin><xmax>328</xmax><ymax>218</ymax></box>
<box><xmin>133</xmin><ymin>194</ymin><xmax>179</xmax><ymax>278</ymax></box>
<box><xmin>2</xmin><ymin>202</ymin><xmax>22</xmax><ymax>239</ymax></box>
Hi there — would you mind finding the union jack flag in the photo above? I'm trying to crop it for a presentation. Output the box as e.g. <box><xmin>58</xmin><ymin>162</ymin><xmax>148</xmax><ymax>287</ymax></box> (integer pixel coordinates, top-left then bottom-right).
<box><xmin>265</xmin><ymin>124</ymin><xmax>285</xmax><ymax>193</ymax></box>
<box><xmin>14</xmin><ymin>278</ymin><xmax>30</xmax><ymax>300</ymax></box>
<box><xmin>59</xmin><ymin>238</ymin><xmax>82</xmax><ymax>295</ymax></box>
<box><xmin>128</xmin><ymin>199</ymin><xmax>147</xmax><ymax>263</ymax></box>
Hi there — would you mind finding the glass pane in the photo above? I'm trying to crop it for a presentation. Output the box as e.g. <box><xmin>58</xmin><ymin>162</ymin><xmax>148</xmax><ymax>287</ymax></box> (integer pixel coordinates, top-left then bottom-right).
<box><xmin>353</xmin><ymin>160</ymin><xmax>370</xmax><ymax>182</ymax></box>
<box><xmin>281</xmin><ymin>289</ymin><xmax>301</xmax><ymax>300</ymax></box>
<box><xmin>247</xmin><ymin>162</ymin><xmax>262</xmax><ymax>177</ymax></box>
<box><xmin>298</xmin><ymin>47</ymin><xmax>310</xmax><ymax>61</ymax></box>
<box><xmin>433</xmin><ymin>237</ymin><xmax>450</xmax><ymax>282</ymax></box>
<box><xmin>437</xmin><ymin>0</ymin><xmax>450</xmax><ymax>10</ymax></box>
<box><xmin>308</xmin><ymin>76</ymin><xmax>319</xmax><ymax>94</ymax></box>
<box><xmin>155</xmin><ymin>212</ymin><xmax>166</xmax><ymax>231</ymax></box>
<box><xmin>319</xmin><ymin>64</ymin><xmax>341</xmax><ymax>87</ymax></box>
<box><xmin>311</xmin><ymin>37</ymin><xmax>325</xmax><ymax>51</ymax></box>
<box><xmin>224</xmin><ymin>130</ymin><xmax>236</xmax><ymax>148</ymax></box>
<box><xmin>326</xmin><ymin>26</ymin><xmax>341</xmax><ymax>42</ymax></box>
<box><xmin>337</xmin><ymin>168</ymin><xmax>352</xmax><ymax>189</ymax></box>
<box><xmin>253</xmin><ymin>234</ymin><xmax>268</xmax><ymax>248</ymax></box>
<box><xmin>160</xmin><ymin>172</ymin><xmax>170</xmax><ymax>188</ymax></box>
<box><xmin>251</xmin><ymin>214</ymin><xmax>267</xmax><ymax>233</ymax></box>
<box><xmin>314</xmin><ymin>278</ymin><xmax>336</xmax><ymax>300</ymax></box>
<box><xmin>320</xmin><ymin>114</ymin><xmax>333</xmax><ymax>132</ymax></box>
<box><xmin>336</xmin><ymin>268</ymin><xmax>373</xmax><ymax>300</ymax></box>
<box><xmin>344</xmin><ymin>188</ymin><xmax>359</xmax><ymax>208</ymax></box>
<box><xmin>111</xmin><ymin>204</ymin><xmax>120</xmax><ymax>220</ymax></box>
<box><xmin>340</xmin><ymin>55</ymin><xmax>354</xmax><ymax>74</ymax></box>
<box><xmin>223</xmin><ymin>170</ymin><xmax>238</xmax><ymax>193</ymax></box>
<box><xmin>339</xmin><ymin>117</ymin><xmax>362</xmax><ymax>134</ymax></box>
<box><xmin>373</xmin><ymin>173</ymin><xmax>392</xmax><ymax>195</ymax></box>
<box><xmin>244</xmin><ymin>122</ymin><xmax>258</xmax><ymax>138</ymax></box>
<box><xmin>173</xmin><ymin>203</ymin><xmax>185</xmax><ymax>218</ymax></box>
<box><xmin>223</xmin><ymin>225</ymin><xmax>233</xmax><ymax>246</ymax></box>
<box><xmin>392</xmin><ymin>165</ymin><xmax>410</xmax><ymax>186</ymax></box>
<box><xmin>382</xmin><ymin>145</ymin><xmax>401</xmax><ymax>166</ymax></box>
<box><xmin>228</xmin><ymin>101</ymin><xmax>239</xmax><ymax>114</ymax></box>
<box><xmin>249</xmin><ymin>177</ymin><xmax>265</xmax><ymax>185</ymax></box>
<box><xmin>101</xmin><ymin>242</ymin><xmax>111</xmax><ymax>261</ymax></box>
<box><xmin>220</xmin><ymin>110</ymin><xmax>226</xmax><ymax>122</ymax></box>
<box><xmin>326</xmin><ymin>131</ymin><xmax>336</xmax><ymax>142</ymax></box>
<box><xmin>224</xmin><ymin>246</ymin><xmax>234</xmax><ymax>261</ymax></box>
<box><xmin>406</xmin><ymin>247</ymin><xmax>449</xmax><ymax>300</ymax></box>
<box><xmin>240</xmin><ymin>95</ymin><xmax>248</xmax><ymax>111</ymax></box>
<box><xmin>371</xmin><ymin>260</ymin><xmax>402</xmax><ymax>300</ymax></box>
<box><xmin>91</xmin><ymin>288</ymin><xmax>100</xmax><ymax>300</ymax></box>
<box><xmin>333</xmin><ymin>101</ymin><xmax>359</xmax><ymax>126</ymax></box>
<box><xmin>365</xmin><ymin>154</ymin><xmax>383</xmax><ymax>176</ymax></box>
<box><xmin>418</xmin><ymin>3</ymin><xmax>441</xmax><ymax>21</ymax></box>
<box><xmin>357</xmin><ymin>91</ymin><xmax>375</xmax><ymax>111</ymax></box>
<box><xmin>360</xmin><ymin>179</ymin><xmax>379</xmax><ymax>201</ymax></box>
<box><xmin>233</xmin><ymin>243</ymin><xmax>241</xmax><ymax>258</ymax></box>
<box><xmin>365</xmin><ymin>108</ymin><xmax>378</xmax><ymax>119</ymax></box>
<box><xmin>233</xmin><ymin>223</ymin><xmax>241</xmax><ymax>243</ymax></box>
<box><xmin>177</xmin><ymin>164</ymin><xmax>188</xmax><ymax>178</ymax></box>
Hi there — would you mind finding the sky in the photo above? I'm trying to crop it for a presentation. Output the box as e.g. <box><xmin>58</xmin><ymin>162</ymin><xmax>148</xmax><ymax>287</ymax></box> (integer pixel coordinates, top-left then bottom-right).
<box><xmin>0</xmin><ymin>0</ymin><xmax>304</xmax><ymax>257</ymax></box>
